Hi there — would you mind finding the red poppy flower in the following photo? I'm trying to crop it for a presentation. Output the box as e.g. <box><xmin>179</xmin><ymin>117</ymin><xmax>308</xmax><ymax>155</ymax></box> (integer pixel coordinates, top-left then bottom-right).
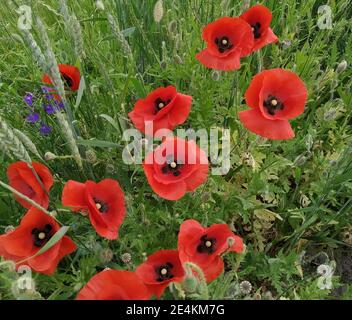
<box><xmin>240</xmin><ymin>5</ymin><xmax>279</xmax><ymax>52</ymax></box>
<box><xmin>136</xmin><ymin>250</ymin><xmax>185</xmax><ymax>298</ymax></box>
<box><xmin>238</xmin><ymin>69</ymin><xmax>308</xmax><ymax>140</ymax></box>
<box><xmin>0</xmin><ymin>207</ymin><xmax>76</xmax><ymax>275</ymax></box>
<box><xmin>196</xmin><ymin>17</ymin><xmax>254</xmax><ymax>71</ymax></box>
<box><xmin>77</xmin><ymin>270</ymin><xmax>151</xmax><ymax>300</ymax></box>
<box><xmin>178</xmin><ymin>219</ymin><xmax>243</xmax><ymax>282</ymax></box>
<box><xmin>62</xmin><ymin>179</ymin><xmax>126</xmax><ymax>240</ymax></box>
<box><xmin>42</xmin><ymin>64</ymin><xmax>81</xmax><ymax>91</ymax></box>
<box><xmin>143</xmin><ymin>137</ymin><xmax>208</xmax><ymax>201</ymax></box>
<box><xmin>128</xmin><ymin>86</ymin><xmax>192</xmax><ymax>137</ymax></box>
<box><xmin>7</xmin><ymin>161</ymin><xmax>54</xmax><ymax>209</ymax></box>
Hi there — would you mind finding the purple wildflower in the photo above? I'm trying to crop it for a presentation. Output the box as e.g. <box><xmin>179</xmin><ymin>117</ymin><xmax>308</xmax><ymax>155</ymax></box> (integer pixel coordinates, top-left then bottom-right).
<box><xmin>23</xmin><ymin>92</ymin><xmax>34</xmax><ymax>106</ymax></box>
<box><xmin>39</xmin><ymin>123</ymin><xmax>52</xmax><ymax>135</ymax></box>
<box><xmin>26</xmin><ymin>112</ymin><xmax>40</xmax><ymax>123</ymax></box>
<box><xmin>43</xmin><ymin>103</ymin><xmax>55</xmax><ymax>114</ymax></box>
<box><xmin>45</xmin><ymin>93</ymin><xmax>54</xmax><ymax>101</ymax></box>
<box><xmin>41</xmin><ymin>86</ymin><xmax>51</xmax><ymax>93</ymax></box>
<box><xmin>54</xmin><ymin>100</ymin><xmax>65</xmax><ymax>110</ymax></box>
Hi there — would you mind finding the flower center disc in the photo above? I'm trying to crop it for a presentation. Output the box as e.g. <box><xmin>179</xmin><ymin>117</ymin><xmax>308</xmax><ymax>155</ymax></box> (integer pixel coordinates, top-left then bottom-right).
<box><xmin>215</xmin><ymin>36</ymin><xmax>234</xmax><ymax>53</ymax></box>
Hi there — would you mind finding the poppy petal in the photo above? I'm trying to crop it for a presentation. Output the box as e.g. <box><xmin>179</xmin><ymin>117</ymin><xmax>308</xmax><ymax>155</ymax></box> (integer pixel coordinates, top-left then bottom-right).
<box><xmin>77</xmin><ymin>270</ymin><xmax>151</xmax><ymax>300</ymax></box>
<box><xmin>202</xmin><ymin>256</ymin><xmax>224</xmax><ymax>282</ymax></box>
<box><xmin>196</xmin><ymin>48</ymin><xmax>241</xmax><ymax>71</ymax></box>
<box><xmin>167</xmin><ymin>93</ymin><xmax>192</xmax><ymax>127</ymax></box>
<box><xmin>62</xmin><ymin>180</ymin><xmax>87</xmax><ymax>211</ymax></box>
<box><xmin>239</xmin><ymin>108</ymin><xmax>294</xmax><ymax>140</ymax></box>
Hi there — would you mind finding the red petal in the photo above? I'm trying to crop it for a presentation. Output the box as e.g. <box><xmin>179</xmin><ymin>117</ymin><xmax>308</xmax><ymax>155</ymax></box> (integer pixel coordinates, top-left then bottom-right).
<box><xmin>7</xmin><ymin>161</ymin><xmax>53</xmax><ymax>209</ymax></box>
<box><xmin>77</xmin><ymin>270</ymin><xmax>151</xmax><ymax>300</ymax></box>
<box><xmin>239</xmin><ymin>108</ymin><xmax>295</xmax><ymax>140</ymax></box>
<box><xmin>206</xmin><ymin>224</ymin><xmax>244</xmax><ymax>256</ymax></box>
<box><xmin>178</xmin><ymin>219</ymin><xmax>205</xmax><ymax>262</ymax></box>
<box><xmin>244</xmin><ymin>70</ymin><xmax>268</xmax><ymax>109</ymax></box>
<box><xmin>85</xmin><ymin>179</ymin><xmax>126</xmax><ymax>240</ymax></box>
<box><xmin>202</xmin><ymin>256</ymin><xmax>224</xmax><ymax>282</ymax></box>
<box><xmin>58</xmin><ymin>64</ymin><xmax>81</xmax><ymax>91</ymax></box>
<box><xmin>62</xmin><ymin>180</ymin><xmax>87</xmax><ymax>211</ymax></box>
<box><xmin>196</xmin><ymin>48</ymin><xmax>241</xmax><ymax>71</ymax></box>
<box><xmin>252</xmin><ymin>27</ymin><xmax>279</xmax><ymax>52</ymax></box>
<box><xmin>167</xmin><ymin>93</ymin><xmax>192</xmax><ymax>127</ymax></box>
<box><xmin>240</xmin><ymin>5</ymin><xmax>273</xmax><ymax>36</ymax></box>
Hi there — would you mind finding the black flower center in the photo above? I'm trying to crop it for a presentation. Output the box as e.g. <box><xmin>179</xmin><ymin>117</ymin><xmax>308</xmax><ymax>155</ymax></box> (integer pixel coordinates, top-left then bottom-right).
<box><xmin>197</xmin><ymin>235</ymin><xmax>216</xmax><ymax>254</ymax></box>
<box><xmin>156</xmin><ymin>262</ymin><xmax>174</xmax><ymax>282</ymax></box>
<box><xmin>31</xmin><ymin>224</ymin><xmax>53</xmax><ymax>247</ymax></box>
<box><xmin>62</xmin><ymin>74</ymin><xmax>73</xmax><ymax>88</ymax></box>
<box><xmin>263</xmin><ymin>95</ymin><xmax>285</xmax><ymax>116</ymax></box>
<box><xmin>154</xmin><ymin>97</ymin><xmax>171</xmax><ymax>114</ymax></box>
<box><xmin>251</xmin><ymin>22</ymin><xmax>261</xmax><ymax>39</ymax></box>
<box><xmin>93</xmin><ymin>198</ymin><xmax>109</xmax><ymax>213</ymax></box>
<box><xmin>161</xmin><ymin>155</ymin><xmax>183</xmax><ymax>177</ymax></box>
<box><xmin>215</xmin><ymin>36</ymin><xmax>233</xmax><ymax>53</ymax></box>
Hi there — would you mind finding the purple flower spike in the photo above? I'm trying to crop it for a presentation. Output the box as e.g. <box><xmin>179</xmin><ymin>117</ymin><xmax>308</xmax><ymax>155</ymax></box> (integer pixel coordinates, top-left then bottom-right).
<box><xmin>41</xmin><ymin>86</ymin><xmax>50</xmax><ymax>93</ymax></box>
<box><xmin>26</xmin><ymin>112</ymin><xmax>40</xmax><ymax>123</ymax></box>
<box><xmin>23</xmin><ymin>92</ymin><xmax>34</xmax><ymax>106</ymax></box>
<box><xmin>39</xmin><ymin>123</ymin><xmax>52</xmax><ymax>135</ymax></box>
<box><xmin>43</xmin><ymin>103</ymin><xmax>55</xmax><ymax>114</ymax></box>
<box><xmin>54</xmin><ymin>100</ymin><xmax>65</xmax><ymax>109</ymax></box>
<box><xmin>45</xmin><ymin>93</ymin><xmax>54</xmax><ymax>101</ymax></box>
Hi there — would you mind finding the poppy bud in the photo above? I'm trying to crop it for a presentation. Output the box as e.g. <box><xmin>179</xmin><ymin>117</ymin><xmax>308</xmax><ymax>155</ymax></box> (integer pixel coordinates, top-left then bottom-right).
<box><xmin>0</xmin><ymin>260</ymin><xmax>16</xmax><ymax>272</ymax></box>
<box><xmin>74</xmin><ymin>282</ymin><xmax>83</xmax><ymax>292</ymax></box>
<box><xmin>324</xmin><ymin>108</ymin><xmax>337</xmax><ymax>121</ymax></box>
<box><xmin>95</xmin><ymin>0</ymin><xmax>105</xmax><ymax>10</ymax></box>
<box><xmin>168</xmin><ymin>20</ymin><xmax>177</xmax><ymax>34</ymax></box>
<box><xmin>153</xmin><ymin>0</ymin><xmax>164</xmax><ymax>23</ymax></box>
<box><xmin>49</xmin><ymin>210</ymin><xmax>58</xmax><ymax>218</ymax></box>
<box><xmin>105</xmin><ymin>164</ymin><xmax>115</xmax><ymax>174</ymax></box>
<box><xmin>174</xmin><ymin>54</ymin><xmax>183</xmax><ymax>64</ymax></box>
<box><xmin>293</xmin><ymin>154</ymin><xmax>307</xmax><ymax>166</ymax></box>
<box><xmin>160</xmin><ymin>60</ymin><xmax>167</xmax><ymax>69</ymax></box>
<box><xmin>299</xmin><ymin>194</ymin><xmax>311</xmax><ymax>208</ymax></box>
<box><xmin>4</xmin><ymin>225</ymin><xmax>15</xmax><ymax>233</ymax></box>
<box><xmin>85</xmin><ymin>149</ymin><xmax>97</xmax><ymax>164</ymax></box>
<box><xmin>182</xmin><ymin>275</ymin><xmax>198</xmax><ymax>293</ymax></box>
<box><xmin>227</xmin><ymin>236</ymin><xmax>236</xmax><ymax>248</ymax></box>
<box><xmin>211</xmin><ymin>70</ymin><xmax>221</xmax><ymax>81</ymax></box>
<box><xmin>44</xmin><ymin>151</ymin><xmax>57</xmax><ymax>161</ymax></box>
<box><xmin>99</xmin><ymin>248</ymin><xmax>114</xmax><ymax>264</ymax></box>
<box><xmin>336</xmin><ymin>60</ymin><xmax>347</xmax><ymax>73</ymax></box>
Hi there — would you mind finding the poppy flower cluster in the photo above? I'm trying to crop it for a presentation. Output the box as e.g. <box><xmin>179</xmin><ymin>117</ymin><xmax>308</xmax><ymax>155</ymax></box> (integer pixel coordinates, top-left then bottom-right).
<box><xmin>196</xmin><ymin>5</ymin><xmax>278</xmax><ymax>71</ymax></box>
<box><xmin>0</xmin><ymin>161</ymin><xmax>77</xmax><ymax>274</ymax></box>
<box><xmin>127</xmin><ymin>83</ymin><xmax>209</xmax><ymax>200</ymax></box>
<box><xmin>77</xmin><ymin>219</ymin><xmax>243</xmax><ymax>300</ymax></box>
